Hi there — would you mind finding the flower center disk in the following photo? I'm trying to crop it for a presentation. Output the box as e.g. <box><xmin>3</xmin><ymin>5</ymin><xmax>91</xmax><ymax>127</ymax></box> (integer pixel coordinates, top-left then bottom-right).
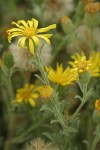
<box><xmin>24</xmin><ymin>27</ymin><xmax>37</xmax><ymax>38</ymax></box>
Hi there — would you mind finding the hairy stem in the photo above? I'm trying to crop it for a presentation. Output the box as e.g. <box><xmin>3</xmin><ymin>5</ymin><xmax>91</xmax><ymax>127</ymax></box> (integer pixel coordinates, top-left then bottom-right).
<box><xmin>91</xmin><ymin>124</ymin><xmax>100</xmax><ymax>150</ymax></box>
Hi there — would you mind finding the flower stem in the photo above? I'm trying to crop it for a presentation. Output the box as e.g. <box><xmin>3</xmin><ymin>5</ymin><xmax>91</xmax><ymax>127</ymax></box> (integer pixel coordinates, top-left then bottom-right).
<box><xmin>72</xmin><ymin>101</ymin><xmax>85</xmax><ymax>120</ymax></box>
<box><xmin>3</xmin><ymin>75</ymin><xmax>15</xmax><ymax>150</ymax></box>
<box><xmin>91</xmin><ymin>124</ymin><xmax>100</xmax><ymax>150</ymax></box>
<box><xmin>35</xmin><ymin>50</ymin><xmax>49</xmax><ymax>85</ymax></box>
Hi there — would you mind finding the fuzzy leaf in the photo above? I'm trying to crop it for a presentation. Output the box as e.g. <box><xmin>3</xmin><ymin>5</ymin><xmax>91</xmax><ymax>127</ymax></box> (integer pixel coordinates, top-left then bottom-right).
<box><xmin>75</xmin><ymin>95</ymin><xmax>82</xmax><ymax>101</ymax></box>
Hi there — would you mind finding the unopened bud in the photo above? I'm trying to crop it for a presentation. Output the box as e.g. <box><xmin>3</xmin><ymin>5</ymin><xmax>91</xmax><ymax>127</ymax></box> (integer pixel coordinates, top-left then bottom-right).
<box><xmin>3</xmin><ymin>51</ymin><xmax>14</xmax><ymax>68</ymax></box>
<box><xmin>93</xmin><ymin>110</ymin><xmax>100</xmax><ymax>123</ymax></box>
<box><xmin>61</xmin><ymin>16</ymin><xmax>74</xmax><ymax>34</ymax></box>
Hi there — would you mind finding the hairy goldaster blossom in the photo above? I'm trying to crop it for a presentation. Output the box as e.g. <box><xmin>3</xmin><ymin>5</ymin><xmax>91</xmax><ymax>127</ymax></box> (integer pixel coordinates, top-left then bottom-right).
<box><xmin>95</xmin><ymin>99</ymin><xmax>100</xmax><ymax>111</ymax></box>
<box><xmin>7</xmin><ymin>18</ymin><xmax>56</xmax><ymax>54</ymax></box>
<box><xmin>46</xmin><ymin>63</ymin><xmax>77</xmax><ymax>86</ymax></box>
<box><xmin>69</xmin><ymin>52</ymin><xmax>100</xmax><ymax>77</ymax></box>
<box><xmin>23</xmin><ymin>137</ymin><xmax>59</xmax><ymax>150</ymax></box>
<box><xmin>39</xmin><ymin>85</ymin><xmax>53</xmax><ymax>99</ymax></box>
<box><xmin>15</xmin><ymin>84</ymin><xmax>38</xmax><ymax>107</ymax></box>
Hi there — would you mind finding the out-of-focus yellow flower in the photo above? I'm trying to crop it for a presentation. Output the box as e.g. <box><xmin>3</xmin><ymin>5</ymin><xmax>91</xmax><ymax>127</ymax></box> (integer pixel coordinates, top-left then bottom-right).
<box><xmin>89</xmin><ymin>51</ymin><xmax>100</xmax><ymax>77</ymax></box>
<box><xmin>69</xmin><ymin>52</ymin><xmax>100</xmax><ymax>77</ymax></box>
<box><xmin>39</xmin><ymin>85</ymin><xmax>53</xmax><ymax>99</ymax></box>
<box><xmin>15</xmin><ymin>84</ymin><xmax>38</xmax><ymax>107</ymax></box>
<box><xmin>46</xmin><ymin>63</ymin><xmax>77</xmax><ymax>86</ymax></box>
<box><xmin>85</xmin><ymin>2</ymin><xmax>100</xmax><ymax>14</ymax></box>
<box><xmin>7</xmin><ymin>18</ymin><xmax>56</xmax><ymax>54</ymax></box>
<box><xmin>95</xmin><ymin>99</ymin><xmax>100</xmax><ymax>111</ymax></box>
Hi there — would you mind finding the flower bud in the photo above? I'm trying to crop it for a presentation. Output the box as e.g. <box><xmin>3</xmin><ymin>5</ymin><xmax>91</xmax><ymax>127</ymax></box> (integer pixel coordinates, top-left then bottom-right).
<box><xmin>3</xmin><ymin>51</ymin><xmax>14</xmax><ymax>68</ymax></box>
<box><xmin>93</xmin><ymin>99</ymin><xmax>100</xmax><ymax>123</ymax></box>
<box><xmin>93</xmin><ymin>110</ymin><xmax>100</xmax><ymax>123</ymax></box>
<box><xmin>61</xmin><ymin>16</ymin><xmax>74</xmax><ymax>34</ymax></box>
<box><xmin>84</xmin><ymin>2</ymin><xmax>100</xmax><ymax>28</ymax></box>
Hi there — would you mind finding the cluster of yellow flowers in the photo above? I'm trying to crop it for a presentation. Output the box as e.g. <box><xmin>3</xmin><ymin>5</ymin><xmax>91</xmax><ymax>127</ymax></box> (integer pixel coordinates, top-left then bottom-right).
<box><xmin>6</xmin><ymin>18</ymin><xmax>100</xmax><ymax>108</ymax></box>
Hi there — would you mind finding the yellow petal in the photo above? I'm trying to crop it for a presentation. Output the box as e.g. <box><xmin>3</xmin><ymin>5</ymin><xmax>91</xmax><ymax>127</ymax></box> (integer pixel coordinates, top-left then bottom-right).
<box><xmin>32</xmin><ymin>18</ymin><xmax>38</xmax><ymax>28</ymax></box>
<box><xmin>31</xmin><ymin>94</ymin><xmax>38</xmax><ymax>99</ymax></box>
<box><xmin>29</xmin><ymin>39</ymin><xmax>34</xmax><ymax>54</ymax></box>
<box><xmin>37</xmin><ymin>24</ymin><xmax>56</xmax><ymax>33</ymax></box>
<box><xmin>12</xmin><ymin>21</ymin><xmax>25</xmax><ymax>29</ymax></box>
<box><xmin>17</xmin><ymin>20</ymin><xmax>28</xmax><ymax>28</ymax></box>
<box><xmin>18</xmin><ymin>37</ymin><xmax>27</xmax><ymax>49</ymax></box>
<box><xmin>37</xmin><ymin>35</ymin><xmax>50</xmax><ymax>44</ymax></box>
<box><xmin>27</xmin><ymin>20</ymin><xmax>33</xmax><ymax>27</ymax></box>
<box><xmin>7</xmin><ymin>28</ymin><xmax>24</xmax><ymax>32</ymax></box>
<box><xmin>31</xmin><ymin>36</ymin><xmax>40</xmax><ymax>45</ymax></box>
<box><xmin>29</xmin><ymin>98</ymin><xmax>36</xmax><ymax>107</ymax></box>
<box><xmin>8</xmin><ymin>33</ymin><xmax>22</xmax><ymax>43</ymax></box>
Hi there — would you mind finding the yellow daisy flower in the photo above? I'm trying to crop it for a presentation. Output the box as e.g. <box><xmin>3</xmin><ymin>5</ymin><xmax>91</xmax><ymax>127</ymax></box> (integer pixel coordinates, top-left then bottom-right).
<box><xmin>95</xmin><ymin>99</ymin><xmax>100</xmax><ymax>111</ymax></box>
<box><xmin>69</xmin><ymin>52</ymin><xmax>100</xmax><ymax>77</ymax></box>
<box><xmin>89</xmin><ymin>51</ymin><xmax>100</xmax><ymax>77</ymax></box>
<box><xmin>7</xmin><ymin>18</ymin><xmax>56</xmax><ymax>54</ymax></box>
<box><xmin>46</xmin><ymin>63</ymin><xmax>77</xmax><ymax>86</ymax></box>
<box><xmin>15</xmin><ymin>84</ymin><xmax>39</xmax><ymax>107</ymax></box>
<box><xmin>38</xmin><ymin>85</ymin><xmax>53</xmax><ymax>99</ymax></box>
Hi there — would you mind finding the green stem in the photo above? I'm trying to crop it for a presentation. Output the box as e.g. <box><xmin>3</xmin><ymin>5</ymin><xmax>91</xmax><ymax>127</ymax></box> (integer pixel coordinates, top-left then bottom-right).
<box><xmin>71</xmin><ymin>101</ymin><xmax>85</xmax><ymax>120</ymax></box>
<box><xmin>35</xmin><ymin>50</ymin><xmax>49</xmax><ymax>85</ymax></box>
<box><xmin>91</xmin><ymin>124</ymin><xmax>100</xmax><ymax>150</ymax></box>
<box><xmin>3</xmin><ymin>75</ymin><xmax>15</xmax><ymax>150</ymax></box>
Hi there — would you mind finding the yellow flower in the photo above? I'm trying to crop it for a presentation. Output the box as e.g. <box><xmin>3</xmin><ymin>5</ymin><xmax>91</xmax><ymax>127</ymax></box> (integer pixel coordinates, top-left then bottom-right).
<box><xmin>85</xmin><ymin>2</ymin><xmax>100</xmax><ymax>14</ymax></box>
<box><xmin>46</xmin><ymin>63</ymin><xmax>77</xmax><ymax>86</ymax></box>
<box><xmin>69</xmin><ymin>52</ymin><xmax>100</xmax><ymax>77</ymax></box>
<box><xmin>7</xmin><ymin>18</ymin><xmax>56</xmax><ymax>54</ymax></box>
<box><xmin>89</xmin><ymin>51</ymin><xmax>100</xmax><ymax>77</ymax></box>
<box><xmin>95</xmin><ymin>99</ymin><xmax>100</xmax><ymax>111</ymax></box>
<box><xmin>38</xmin><ymin>85</ymin><xmax>53</xmax><ymax>99</ymax></box>
<box><xmin>15</xmin><ymin>84</ymin><xmax>38</xmax><ymax>107</ymax></box>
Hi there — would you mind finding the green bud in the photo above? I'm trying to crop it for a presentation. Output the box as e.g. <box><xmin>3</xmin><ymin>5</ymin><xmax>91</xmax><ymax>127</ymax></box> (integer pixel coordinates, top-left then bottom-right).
<box><xmin>3</xmin><ymin>51</ymin><xmax>14</xmax><ymax>68</ymax></box>
<box><xmin>61</xmin><ymin>16</ymin><xmax>74</xmax><ymax>34</ymax></box>
<box><xmin>93</xmin><ymin>110</ymin><xmax>100</xmax><ymax>123</ymax></box>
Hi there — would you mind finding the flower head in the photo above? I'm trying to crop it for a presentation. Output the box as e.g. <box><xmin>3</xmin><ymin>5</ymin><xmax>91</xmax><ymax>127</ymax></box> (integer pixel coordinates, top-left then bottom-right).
<box><xmin>15</xmin><ymin>84</ymin><xmax>38</xmax><ymax>107</ymax></box>
<box><xmin>23</xmin><ymin>137</ymin><xmax>59</xmax><ymax>150</ymax></box>
<box><xmin>95</xmin><ymin>99</ymin><xmax>100</xmax><ymax>111</ymax></box>
<box><xmin>7</xmin><ymin>18</ymin><xmax>56</xmax><ymax>54</ymax></box>
<box><xmin>89</xmin><ymin>51</ymin><xmax>100</xmax><ymax>77</ymax></box>
<box><xmin>38</xmin><ymin>85</ymin><xmax>53</xmax><ymax>99</ymax></box>
<box><xmin>46</xmin><ymin>63</ymin><xmax>77</xmax><ymax>86</ymax></box>
<box><xmin>85</xmin><ymin>2</ymin><xmax>100</xmax><ymax>14</ymax></box>
<box><xmin>69</xmin><ymin>52</ymin><xmax>100</xmax><ymax>77</ymax></box>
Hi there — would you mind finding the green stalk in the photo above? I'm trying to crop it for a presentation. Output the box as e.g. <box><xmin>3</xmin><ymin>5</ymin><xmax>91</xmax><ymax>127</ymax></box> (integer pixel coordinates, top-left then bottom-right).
<box><xmin>71</xmin><ymin>101</ymin><xmax>85</xmax><ymax>120</ymax></box>
<box><xmin>91</xmin><ymin>124</ymin><xmax>100</xmax><ymax>150</ymax></box>
<box><xmin>35</xmin><ymin>50</ymin><xmax>50</xmax><ymax>85</ymax></box>
<box><xmin>3</xmin><ymin>74</ymin><xmax>15</xmax><ymax>150</ymax></box>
